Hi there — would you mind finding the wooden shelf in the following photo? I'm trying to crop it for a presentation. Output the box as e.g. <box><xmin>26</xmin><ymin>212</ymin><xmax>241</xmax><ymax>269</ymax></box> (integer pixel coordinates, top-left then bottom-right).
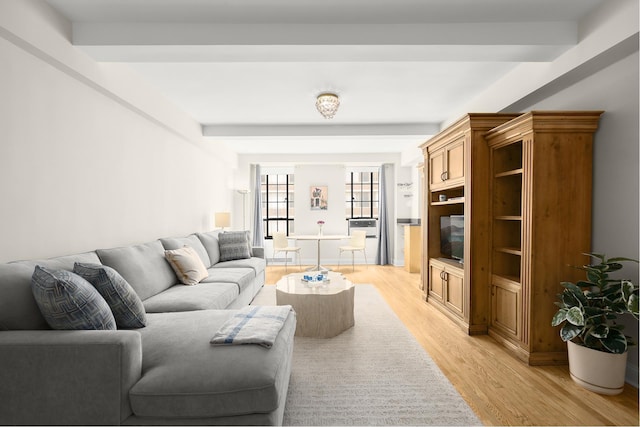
<box><xmin>486</xmin><ymin>110</ymin><xmax>603</xmax><ymax>365</ymax></box>
<box><xmin>435</xmin><ymin>257</ymin><xmax>465</xmax><ymax>271</ymax></box>
<box><xmin>494</xmin><ymin>215</ymin><xmax>522</xmax><ymax>221</ymax></box>
<box><xmin>492</xmin><ymin>274</ymin><xmax>521</xmax><ymax>287</ymax></box>
<box><xmin>432</xmin><ymin>197</ymin><xmax>465</xmax><ymax>206</ymax></box>
<box><xmin>495</xmin><ymin>169</ymin><xmax>523</xmax><ymax>178</ymax></box>
<box><xmin>495</xmin><ymin>247</ymin><xmax>522</xmax><ymax>256</ymax></box>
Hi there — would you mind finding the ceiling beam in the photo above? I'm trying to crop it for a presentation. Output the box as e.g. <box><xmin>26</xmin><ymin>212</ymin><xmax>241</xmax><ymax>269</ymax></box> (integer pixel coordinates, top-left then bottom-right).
<box><xmin>202</xmin><ymin>123</ymin><xmax>440</xmax><ymax>137</ymax></box>
<box><xmin>72</xmin><ymin>22</ymin><xmax>576</xmax><ymax>62</ymax></box>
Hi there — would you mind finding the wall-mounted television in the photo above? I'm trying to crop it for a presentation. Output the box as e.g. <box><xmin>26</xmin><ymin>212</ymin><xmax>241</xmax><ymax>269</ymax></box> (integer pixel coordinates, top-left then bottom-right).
<box><xmin>440</xmin><ymin>215</ymin><xmax>464</xmax><ymax>262</ymax></box>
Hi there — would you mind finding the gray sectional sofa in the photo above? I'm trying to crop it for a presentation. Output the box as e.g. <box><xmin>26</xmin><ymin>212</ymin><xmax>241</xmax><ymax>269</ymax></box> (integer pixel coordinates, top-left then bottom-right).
<box><xmin>0</xmin><ymin>230</ymin><xmax>296</xmax><ymax>426</ymax></box>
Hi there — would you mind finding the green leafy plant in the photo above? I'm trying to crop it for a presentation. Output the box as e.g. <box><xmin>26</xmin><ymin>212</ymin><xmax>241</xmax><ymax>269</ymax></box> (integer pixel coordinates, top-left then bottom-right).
<box><xmin>552</xmin><ymin>253</ymin><xmax>639</xmax><ymax>354</ymax></box>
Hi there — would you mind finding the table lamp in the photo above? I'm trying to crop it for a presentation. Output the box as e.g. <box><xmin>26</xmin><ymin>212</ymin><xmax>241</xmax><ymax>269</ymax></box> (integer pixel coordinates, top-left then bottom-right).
<box><xmin>215</xmin><ymin>212</ymin><xmax>230</xmax><ymax>231</ymax></box>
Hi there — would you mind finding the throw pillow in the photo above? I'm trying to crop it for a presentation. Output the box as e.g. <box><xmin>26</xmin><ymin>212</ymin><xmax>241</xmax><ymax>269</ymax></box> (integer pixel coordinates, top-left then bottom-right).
<box><xmin>219</xmin><ymin>231</ymin><xmax>252</xmax><ymax>262</ymax></box>
<box><xmin>31</xmin><ymin>265</ymin><xmax>116</xmax><ymax>330</ymax></box>
<box><xmin>244</xmin><ymin>230</ymin><xmax>254</xmax><ymax>257</ymax></box>
<box><xmin>165</xmin><ymin>245</ymin><xmax>209</xmax><ymax>286</ymax></box>
<box><xmin>73</xmin><ymin>262</ymin><xmax>147</xmax><ymax>329</ymax></box>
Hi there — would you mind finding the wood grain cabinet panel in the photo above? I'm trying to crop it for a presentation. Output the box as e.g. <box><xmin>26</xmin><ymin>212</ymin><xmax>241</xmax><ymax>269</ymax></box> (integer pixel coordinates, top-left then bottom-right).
<box><xmin>420</xmin><ymin>111</ymin><xmax>602</xmax><ymax>362</ymax></box>
<box><xmin>485</xmin><ymin>111</ymin><xmax>603</xmax><ymax>365</ymax></box>
<box><xmin>420</xmin><ymin>114</ymin><xmax>518</xmax><ymax>335</ymax></box>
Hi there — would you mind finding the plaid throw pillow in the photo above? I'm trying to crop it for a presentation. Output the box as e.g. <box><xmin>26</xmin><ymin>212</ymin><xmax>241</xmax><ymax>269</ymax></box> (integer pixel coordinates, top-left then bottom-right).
<box><xmin>31</xmin><ymin>266</ymin><xmax>116</xmax><ymax>330</ymax></box>
<box><xmin>218</xmin><ymin>231</ymin><xmax>251</xmax><ymax>262</ymax></box>
<box><xmin>73</xmin><ymin>262</ymin><xmax>147</xmax><ymax>328</ymax></box>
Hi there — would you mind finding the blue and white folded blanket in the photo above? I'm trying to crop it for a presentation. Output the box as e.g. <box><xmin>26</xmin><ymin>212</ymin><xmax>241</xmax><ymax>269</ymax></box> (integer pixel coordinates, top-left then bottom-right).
<box><xmin>210</xmin><ymin>305</ymin><xmax>293</xmax><ymax>349</ymax></box>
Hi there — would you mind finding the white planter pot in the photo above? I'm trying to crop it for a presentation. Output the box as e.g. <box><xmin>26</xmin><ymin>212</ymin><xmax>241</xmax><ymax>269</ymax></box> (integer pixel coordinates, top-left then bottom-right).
<box><xmin>567</xmin><ymin>340</ymin><xmax>628</xmax><ymax>395</ymax></box>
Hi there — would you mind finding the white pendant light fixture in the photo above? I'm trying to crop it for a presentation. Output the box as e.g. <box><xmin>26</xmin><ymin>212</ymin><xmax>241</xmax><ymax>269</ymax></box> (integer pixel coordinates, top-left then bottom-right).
<box><xmin>315</xmin><ymin>92</ymin><xmax>340</xmax><ymax>119</ymax></box>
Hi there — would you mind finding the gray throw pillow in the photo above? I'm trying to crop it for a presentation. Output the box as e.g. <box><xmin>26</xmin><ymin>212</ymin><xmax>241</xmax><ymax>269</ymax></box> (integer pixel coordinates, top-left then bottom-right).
<box><xmin>219</xmin><ymin>231</ymin><xmax>251</xmax><ymax>262</ymax></box>
<box><xmin>244</xmin><ymin>230</ymin><xmax>254</xmax><ymax>257</ymax></box>
<box><xmin>31</xmin><ymin>266</ymin><xmax>116</xmax><ymax>330</ymax></box>
<box><xmin>73</xmin><ymin>262</ymin><xmax>147</xmax><ymax>328</ymax></box>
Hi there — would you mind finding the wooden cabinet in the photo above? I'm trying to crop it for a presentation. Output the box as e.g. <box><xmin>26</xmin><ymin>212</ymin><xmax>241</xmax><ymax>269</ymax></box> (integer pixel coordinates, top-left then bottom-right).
<box><xmin>485</xmin><ymin>111</ymin><xmax>603</xmax><ymax>365</ymax></box>
<box><xmin>428</xmin><ymin>258</ymin><xmax>465</xmax><ymax>318</ymax></box>
<box><xmin>417</xmin><ymin>162</ymin><xmax>426</xmax><ymax>288</ymax></box>
<box><xmin>404</xmin><ymin>225</ymin><xmax>421</xmax><ymax>273</ymax></box>
<box><xmin>428</xmin><ymin>136</ymin><xmax>465</xmax><ymax>191</ymax></box>
<box><xmin>420</xmin><ymin>114</ymin><xmax>518</xmax><ymax>334</ymax></box>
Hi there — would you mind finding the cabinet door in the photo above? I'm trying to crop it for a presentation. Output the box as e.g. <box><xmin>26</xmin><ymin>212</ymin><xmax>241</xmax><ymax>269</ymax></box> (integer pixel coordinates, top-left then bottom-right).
<box><xmin>428</xmin><ymin>148</ymin><xmax>446</xmax><ymax>190</ymax></box>
<box><xmin>444</xmin><ymin>138</ymin><xmax>465</xmax><ymax>186</ymax></box>
<box><xmin>445</xmin><ymin>268</ymin><xmax>465</xmax><ymax>317</ymax></box>
<box><xmin>491</xmin><ymin>280</ymin><xmax>521</xmax><ymax>340</ymax></box>
<box><xmin>428</xmin><ymin>261</ymin><xmax>445</xmax><ymax>302</ymax></box>
<box><xmin>429</xmin><ymin>138</ymin><xmax>465</xmax><ymax>190</ymax></box>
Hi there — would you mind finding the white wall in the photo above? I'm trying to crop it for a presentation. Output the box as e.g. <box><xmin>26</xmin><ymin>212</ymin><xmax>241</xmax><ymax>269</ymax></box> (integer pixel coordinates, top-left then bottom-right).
<box><xmin>234</xmin><ymin>153</ymin><xmax>411</xmax><ymax>266</ymax></box>
<box><xmin>509</xmin><ymin>50</ymin><xmax>639</xmax><ymax>387</ymax></box>
<box><xmin>0</xmin><ymin>1</ymin><xmax>237</xmax><ymax>262</ymax></box>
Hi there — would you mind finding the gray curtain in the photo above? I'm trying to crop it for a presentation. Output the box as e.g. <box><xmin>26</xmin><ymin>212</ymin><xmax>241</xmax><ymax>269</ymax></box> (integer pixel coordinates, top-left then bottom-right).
<box><xmin>251</xmin><ymin>164</ymin><xmax>264</xmax><ymax>247</ymax></box>
<box><xmin>376</xmin><ymin>164</ymin><xmax>392</xmax><ymax>265</ymax></box>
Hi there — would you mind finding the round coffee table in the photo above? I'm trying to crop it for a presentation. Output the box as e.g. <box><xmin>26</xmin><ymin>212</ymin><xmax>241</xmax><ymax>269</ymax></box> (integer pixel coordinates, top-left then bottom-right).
<box><xmin>276</xmin><ymin>272</ymin><xmax>355</xmax><ymax>338</ymax></box>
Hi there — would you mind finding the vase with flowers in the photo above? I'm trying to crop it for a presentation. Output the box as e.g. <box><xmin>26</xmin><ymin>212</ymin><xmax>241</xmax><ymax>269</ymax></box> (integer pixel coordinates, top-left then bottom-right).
<box><xmin>317</xmin><ymin>220</ymin><xmax>325</xmax><ymax>235</ymax></box>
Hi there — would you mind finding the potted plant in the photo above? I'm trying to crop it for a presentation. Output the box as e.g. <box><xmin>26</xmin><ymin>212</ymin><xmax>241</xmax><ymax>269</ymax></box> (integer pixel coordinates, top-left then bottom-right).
<box><xmin>552</xmin><ymin>253</ymin><xmax>639</xmax><ymax>395</ymax></box>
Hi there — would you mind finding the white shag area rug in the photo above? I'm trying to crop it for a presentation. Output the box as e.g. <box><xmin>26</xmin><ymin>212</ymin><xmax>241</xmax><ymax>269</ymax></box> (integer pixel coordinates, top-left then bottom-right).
<box><xmin>251</xmin><ymin>284</ymin><xmax>482</xmax><ymax>426</ymax></box>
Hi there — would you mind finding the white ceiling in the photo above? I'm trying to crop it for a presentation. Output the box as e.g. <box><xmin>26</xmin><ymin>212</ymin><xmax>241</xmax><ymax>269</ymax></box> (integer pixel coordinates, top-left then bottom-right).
<box><xmin>45</xmin><ymin>0</ymin><xmax>605</xmax><ymax>155</ymax></box>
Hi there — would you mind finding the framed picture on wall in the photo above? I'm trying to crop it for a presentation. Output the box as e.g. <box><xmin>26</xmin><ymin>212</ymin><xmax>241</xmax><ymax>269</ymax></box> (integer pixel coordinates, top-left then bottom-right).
<box><xmin>310</xmin><ymin>185</ymin><xmax>328</xmax><ymax>210</ymax></box>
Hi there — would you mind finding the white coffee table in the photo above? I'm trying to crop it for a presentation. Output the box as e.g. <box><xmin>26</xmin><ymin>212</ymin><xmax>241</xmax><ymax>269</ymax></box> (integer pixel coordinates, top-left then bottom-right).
<box><xmin>275</xmin><ymin>272</ymin><xmax>355</xmax><ymax>338</ymax></box>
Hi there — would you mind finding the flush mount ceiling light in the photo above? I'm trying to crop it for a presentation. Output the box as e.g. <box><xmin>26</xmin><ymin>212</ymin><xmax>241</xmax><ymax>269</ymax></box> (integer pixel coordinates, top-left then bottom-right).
<box><xmin>315</xmin><ymin>92</ymin><xmax>340</xmax><ymax>119</ymax></box>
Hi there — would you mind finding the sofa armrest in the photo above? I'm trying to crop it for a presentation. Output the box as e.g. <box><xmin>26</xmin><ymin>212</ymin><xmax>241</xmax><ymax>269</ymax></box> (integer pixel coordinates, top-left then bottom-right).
<box><xmin>0</xmin><ymin>330</ymin><xmax>142</xmax><ymax>425</ymax></box>
<box><xmin>252</xmin><ymin>246</ymin><xmax>265</xmax><ymax>259</ymax></box>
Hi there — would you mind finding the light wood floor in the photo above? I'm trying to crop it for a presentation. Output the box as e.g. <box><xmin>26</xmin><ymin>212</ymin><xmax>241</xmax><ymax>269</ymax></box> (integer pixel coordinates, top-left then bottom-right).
<box><xmin>266</xmin><ymin>264</ymin><xmax>639</xmax><ymax>426</ymax></box>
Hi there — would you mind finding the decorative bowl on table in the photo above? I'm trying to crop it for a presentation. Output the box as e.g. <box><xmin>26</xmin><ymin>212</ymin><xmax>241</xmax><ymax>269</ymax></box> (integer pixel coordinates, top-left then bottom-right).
<box><xmin>301</xmin><ymin>274</ymin><xmax>330</xmax><ymax>287</ymax></box>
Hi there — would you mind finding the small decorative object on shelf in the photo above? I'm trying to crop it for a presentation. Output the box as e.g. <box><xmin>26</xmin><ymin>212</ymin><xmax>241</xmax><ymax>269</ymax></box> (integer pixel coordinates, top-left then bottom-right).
<box><xmin>317</xmin><ymin>220</ymin><xmax>325</xmax><ymax>235</ymax></box>
<box><xmin>301</xmin><ymin>274</ymin><xmax>330</xmax><ymax>287</ymax></box>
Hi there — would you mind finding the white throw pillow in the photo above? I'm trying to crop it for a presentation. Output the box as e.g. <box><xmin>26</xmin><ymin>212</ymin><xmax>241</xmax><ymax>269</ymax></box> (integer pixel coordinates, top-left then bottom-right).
<box><xmin>165</xmin><ymin>246</ymin><xmax>209</xmax><ymax>286</ymax></box>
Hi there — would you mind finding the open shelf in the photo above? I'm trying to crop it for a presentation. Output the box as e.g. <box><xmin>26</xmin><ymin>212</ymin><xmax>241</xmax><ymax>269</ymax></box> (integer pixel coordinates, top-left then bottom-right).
<box><xmin>432</xmin><ymin>197</ymin><xmax>465</xmax><ymax>206</ymax></box>
<box><xmin>494</xmin><ymin>215</ymin><xmax>522</xmax><ymax>221</ymax></box>
<box><xmin>495</xmin><ymin>247</ymin><xmax>522</xmax><ymax>256</ymax></box>
<box><xmin>492</xmin><ymin>141</ymin><xmax>523</xmax><ymax>174</ymax></box>
<box><xmin>435</xmin><ymin>257</ymin><xmax>464</xmax><ymax>270</ymax></box>
<box><xmin>431</xmin><ymin>186</ymin><xmax>464</xmax><ymax>205</ymax></box>
<box><xmin>495</xmin><ymin>169</ymin><xmax>523</xmax><ymax>178</ymax></box>
<box><xmin>492</xmin><ymin>251</ymin><xmax>521</xmax><ymax>282</ymax></box>
<box><xmin>492</xmin><ymin>274</ymin><xmax>521</xmax><ymax>287</ymax></box>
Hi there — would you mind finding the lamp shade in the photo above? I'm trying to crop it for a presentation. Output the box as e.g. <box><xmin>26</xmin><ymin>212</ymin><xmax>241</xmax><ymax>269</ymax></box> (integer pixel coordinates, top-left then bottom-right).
<box><xmin>215</xmin><ymin>212</ymin><xmax>231</xmax><ymax>229</ymax></box>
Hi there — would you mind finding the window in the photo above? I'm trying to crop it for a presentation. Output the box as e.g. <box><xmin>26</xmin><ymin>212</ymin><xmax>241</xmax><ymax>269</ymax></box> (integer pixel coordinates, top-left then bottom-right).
<box><xmin>345</xmin><ymin>170</ymin><xmax>379</xmax><ymax>219</ymax></box>
<box><xmin>261</xmin><ymin>173</ymin><xmax>294</xmax><ymax>238</ymax></box>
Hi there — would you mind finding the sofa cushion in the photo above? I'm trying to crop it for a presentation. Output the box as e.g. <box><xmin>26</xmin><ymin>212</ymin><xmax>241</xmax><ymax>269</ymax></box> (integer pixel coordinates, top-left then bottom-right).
<box><xmin>129</xmin><ymin>309</ymin><xmax>296</xmax><ymax>419</ymax></box>
<box><xmin>164</xmin><ymin>246</ymin><xmax>209</xmax><ymax>286</ymax></box>
<box><xmin>196</xmin><ymin>231</ymin><xmax>221</xmax><ymax>266</ymax></box>
<box><xmin>214</xmin><ymin>257</ymin><xmax>266</xmax><ymax>278</ymax></box>
<box><xmin>0</xmin><ymin>263</ymin><xmax>49</xmax><ymax>330</ymax></box>
<box><xmin>202</xmin><ymin>267</ymin><xmax>255</xmax><ymax>292</ymax></box>
<box><xmin>0</xmin><ymin>252</ymin><xmax>103</xmax><ymax>331</ymax></box>
<box><xmin>96</xmin><ymin>240</ymin><xmax>177</xmax><ymax>301</ymax></box>
<box><xmin>31</xmin><ymin>266</ymin><xmax>116</xmax><ymax>330</ymax></box>
<box><xmin>73</xmin><ymin>263</ymin><xmax>147</xmax><ymax>329</ymax></box>
<box><xmin>142</xmin><ymin>282</ymin><xmax>239</xmax><ymax>312</ymax></box>
<box><xmin>160</xmin><ymin>235</ymin><xmax>211</xmax><ymax>267</ymax></box>
<box><xmin>218</xmin><ymin>231</ymin><xmax>251</xmax><ymax>262</ymax></box>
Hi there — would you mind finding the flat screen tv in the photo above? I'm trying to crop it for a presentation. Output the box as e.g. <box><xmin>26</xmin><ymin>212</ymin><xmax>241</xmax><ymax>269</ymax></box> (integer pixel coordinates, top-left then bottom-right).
<box><xmin>440</xmin><ymin>215</ymin><xmax>464</xmax><ymax>262</ymax></box>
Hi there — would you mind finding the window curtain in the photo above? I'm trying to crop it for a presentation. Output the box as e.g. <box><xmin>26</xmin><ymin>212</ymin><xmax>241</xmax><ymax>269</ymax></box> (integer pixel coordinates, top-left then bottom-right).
<box><xmin>376</xmin><ymin>164</ymin><xmax>392</xmax><ymax>265</ymax></box>
<box><xmin>250</xmin><ymin>164</ymin><xmax>264</xmax><ymax>247</ymax></box>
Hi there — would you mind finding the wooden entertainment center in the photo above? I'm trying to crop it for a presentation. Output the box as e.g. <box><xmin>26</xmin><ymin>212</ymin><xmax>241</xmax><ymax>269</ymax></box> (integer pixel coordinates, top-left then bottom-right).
<box><xmin>420</xmin><ymin>111</ymin><xmax>603</xmax><ymax>365</ymax></box>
